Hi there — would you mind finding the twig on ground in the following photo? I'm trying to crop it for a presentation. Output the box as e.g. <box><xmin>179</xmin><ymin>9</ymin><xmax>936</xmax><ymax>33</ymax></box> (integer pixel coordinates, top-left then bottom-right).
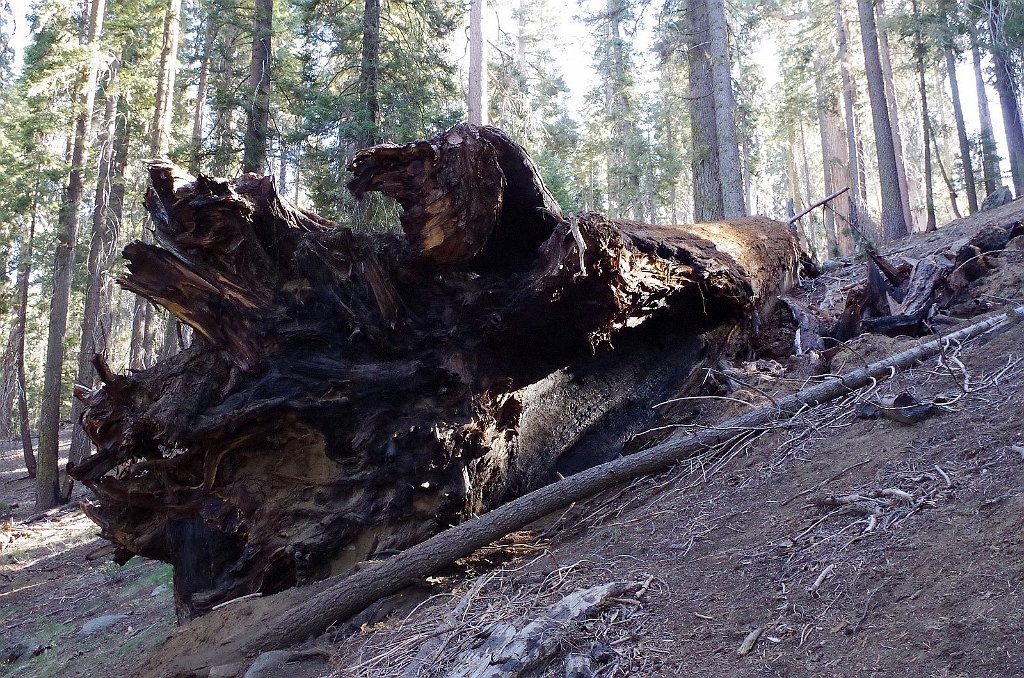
<box><xmin>808</xmin><ymin>564</ymin><xmax>837</xmax><ymax>594</ymax></box>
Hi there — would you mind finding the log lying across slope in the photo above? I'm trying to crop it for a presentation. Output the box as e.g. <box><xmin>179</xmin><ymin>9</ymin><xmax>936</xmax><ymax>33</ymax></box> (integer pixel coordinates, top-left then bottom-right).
<box><xmin>70</xmin><ymin>124</ymin><xmax>802</xmax><ymax>621</ymax></box>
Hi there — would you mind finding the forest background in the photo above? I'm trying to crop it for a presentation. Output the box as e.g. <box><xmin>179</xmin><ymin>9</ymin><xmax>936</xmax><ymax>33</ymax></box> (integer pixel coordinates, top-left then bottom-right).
<box><xmin>0</xmin><ymin>0</ymin><xmax>1023</xmax><ymax>510</ymax></box>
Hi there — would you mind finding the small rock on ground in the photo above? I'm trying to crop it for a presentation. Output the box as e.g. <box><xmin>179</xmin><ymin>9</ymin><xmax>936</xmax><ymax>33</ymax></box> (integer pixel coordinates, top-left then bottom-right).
<box><xmin>78</xmin><ymin>614</ymin><xmax>127</xmax><ymax>635</ymax></box>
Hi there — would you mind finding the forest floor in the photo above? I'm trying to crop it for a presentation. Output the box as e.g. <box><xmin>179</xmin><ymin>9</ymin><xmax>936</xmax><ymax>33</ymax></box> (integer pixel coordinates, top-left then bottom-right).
<box><xmin>0</xmin><ymin>432</ymin><xmax>175</xmax><ymax>678</ymax></box>
<box><xmin>3</xmin><ymin>201</ymin><xmax>1024</xmax><ymax>678</ymax></box>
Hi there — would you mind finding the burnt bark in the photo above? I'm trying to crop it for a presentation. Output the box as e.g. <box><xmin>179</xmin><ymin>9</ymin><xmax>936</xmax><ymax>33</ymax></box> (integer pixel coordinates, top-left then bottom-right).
<box><xmin>72</xmin><ymin>124</ymin><xmax>801</xmax><ymax>621</ymax></box>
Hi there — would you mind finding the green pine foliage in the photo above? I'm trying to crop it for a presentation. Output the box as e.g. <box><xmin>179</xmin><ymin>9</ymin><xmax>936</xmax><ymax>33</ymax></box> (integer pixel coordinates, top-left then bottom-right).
<box><xmin>2</xmin><ymin>0</ymin><xmax>1023</xmax><ymax>443</ymax></box>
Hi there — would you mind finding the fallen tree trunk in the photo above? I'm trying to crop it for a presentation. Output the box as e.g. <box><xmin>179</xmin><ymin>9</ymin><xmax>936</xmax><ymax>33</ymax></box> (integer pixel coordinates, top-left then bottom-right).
<box><xmin>151</xmin><ymin>302</ymin><xmax>1024</xmax><ymax>676</ymax></box>
<box><xmin>71</xmin><ymin>124</ymin><xmax>801</xmax><ymax>623</ymax></box>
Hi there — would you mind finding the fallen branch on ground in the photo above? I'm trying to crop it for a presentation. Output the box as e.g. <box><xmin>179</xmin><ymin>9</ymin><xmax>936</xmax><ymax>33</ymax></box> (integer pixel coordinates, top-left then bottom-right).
<box><xmin>446</xmin><ymin>581</ymin><xmax>641</xmax><ymax>678</ymax></box>
<box><xmin>161</xmin><ymin>304</ymin><xmax>1024</xmax><ymax>675</ymax></box>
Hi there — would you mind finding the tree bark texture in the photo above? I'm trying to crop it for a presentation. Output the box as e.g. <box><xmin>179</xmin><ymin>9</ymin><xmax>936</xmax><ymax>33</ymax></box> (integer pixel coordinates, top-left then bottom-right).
<box><xmin>13</xmin><ymin>209</ymin><xmax>36</xmax><ymax>477</ymax></box>
<box><xmin>358</xmin><ymin>0</ymin><xmax>380</xmax><ymax>148</ymax></box>
<box><xmin>929</xmin><ymin>116</ymin><xmax>964</xmax><ymax>220</ymax></box>
<box><xmin>468</xmin><ymin>0</ymin><xmax>487</xmax><ymax>125</ymax></box>
<box><xmin>243</xmin><ymin>0</ymin><xmax>273</xmax><ymax>173</ymax></box>
<box><xmin>915</xmin><ymin>4</ymin><xmax>936</xmax><ymax>232</ymax></box>
<box><xmin>605</xmin><ymin>0</ymin><xmax>636</xmax><ymax>221</ymax></box>
<box><xmin>36</xmin><ymin>0</ymin><xmax>106</xmax><ymax>509</ymax></box>
<box><xmin>876</xmin><ymin>4</ymin><xmax>915</xmax><ymax>231</ymax></box>
<box><xmin>71</xmin><ymin>125</ymin><xmax>802</xmax><ymax>621</ymax></box>
<box><xmin>706</xmin><ymin>0</ymin><xmax>745</xmax><ymax>218</ymax></box>
<box><xmin>834</xmin><ymin>0</ymin><xmax>860</xmax><ymax>202</ymax></box>
<box><xmin>190</xmin><ymin>15</ymin><xmax>218</xmax><ymax>174</ymax></box>
<box><xmin>946</xmin><ymin>47</ymin><xmax>979</xmax><ymax>213</ymax></box>
<box><xmin>68</xmin><ymin>66</ymin><xmax>123</xmax><ymax>493</ymax></box>
<box><xmin>989</xmin><ymin>47</ymin><xmax>1024</xmax><ymax>198</ymax></box>
<box><xmin>687</xmin><ymin>0</ymin><xmax>723</xmax><ymax>222</ymax></box>
<box><xmin>815</xmin><ymin>62</ymin><xmax>852</xmax><ymax>256</ymax></box>
<box><xmin>151</xmin><ymin>0</ymin><xmax>180</xmax><ymax>158</ymax></box>
<box><xmin>856</xmin><ymin>0</ymin><xmax>908</xmax><ymax>240</ymax></box>
<box><xmin>0</xmin><ymin>327</ymin><xmax>17</xmax><ymax>441</ymax></box>
<box><xmin>971</xmin><ymin>42</ymin><xmax>999</xmax><ymax>196</ymax></box>
<box><xmin>152</xmin><ymin>0</ymin><xmax>184</xmax><ymax>363</ymax></box>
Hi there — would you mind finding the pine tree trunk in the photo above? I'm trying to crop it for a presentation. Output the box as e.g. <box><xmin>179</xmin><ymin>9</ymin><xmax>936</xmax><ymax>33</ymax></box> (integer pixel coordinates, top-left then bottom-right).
<box><xmin>946</xmin><ymin>47</ymin><xmax>979</xmax><ymax>212</ymax></box>
<box><xmin>190</xmin><ymin>17</ymin><xmax>218</xmax><ymax>174</ymax></box>
<box><xmin>666</xmin><ymin>115</ymin><xmax>679</xmax><ymax>224</ymax></box>
<box><xmin>706</xmin><ymin>0</ymin><xmax>745</xmax><ymax>218</ymax></box>
<box><xmin>468</xmin><ymin>0</ymin><xmax>487</xmax><ymax>125</ymax></box>
<box><xmin>210</xmin><ymin>21</ymin><xmax>240</xmax><ymax>176</ymax></box>
<box><xmin>36</xmin><ymin>0</ymin><xmax>106</xmax><ymax>509</ymax></box>
<box><xmin>129</xmin><ymin>300</ymin><xmax>155</xmax><ymax>370</ymax></box>
<box><xmin>131</xmin><ymin>0</ymin><xmax>181</xmax><ymax>370</ymax></box>
<box><xmin>741</xmin><ymin>136</ymin><xmax>754</xmax><ymax>214</ymax></box>
<box><xmin>67</xmin><ymin>64</ymin><xmax>122</xmax><ymax>496</ymax></box>
<box><xmin>972</xmin><ymin>43</ymin><xmax>999</xmax><ymax>196</ymax></box>
<box><xmin>151</xmin><ymin>0</ymin><xmax>180</xmax><ymax>158</ymax></box>
<box><xmin>352</xmin><ymin>0</ymin><xmax>380</xmax><ymax>228</ymax></box>
<box><xmin>17</xmin><ymin>208</ymin><xmax>36</xmax><ymax>478</ymax></box>
<box><xmin>0</xmin><ymin>329</ymin><xmax>16</xmax><ymax>441</ymax></box>
<box><xmin>988</xmin><ymin>47</ymin><xmax>1024</xmax><ymax>197</ymax></box>
<box><xmin>876</xmin><ymin>4</ymin><xmax>914</xmax><ymax>231</ymax></box>
<box><xmin>294</xmin><ymin>143</ymin><xmax>301</xmax><ymax>204</ymax></box>
<box><xmin>687</xmin><ymin>0</ymin><xmax>722</xmax><ymax>222</ymax></box>
<box><xmin>605</xmin><ymin>0</ymin><xmax>633</xmax><ymax>220</ymax></box>
<box><xmin>826</xmin><ymin>108</ymin><xmax>853</xmax><ymax>253</ymax></box>
<box><xmin>856</xmin><ymin>0</ymin><xmax>908</xmax><ymax>240</ymax></box>
<box><xmin>798</xmin><ymin>120</ymin><xmax>814</xmax><ymax>222</ymax></box>
<box><xmin>816</xmin><ymin>57</ymin><xmax>853</xmax><ymax>255</ymax></box>
<box><xmin>913</xmin><ymin>0</ymin><xmax>936</xmax><ymax>231</ymax></box>
<box><xmin>154</xmin><ymin>0</ymin><xmax>183</xmax><ymax>361</ymax></box>
<box><xmin>815</xmin><ymin>65</ymin><xmax>839</xmax><ymax>258</ymax></box>
<box><xmin>243</xmin><ymin>0</ymin><xmax>273</xmax><ymax>173</ymax></box>
<box><xmin>102</xmin><ymin>98</ymin><xmax>132</xmax><ymax>357</ymax></box>
<box><xmin>358</xmin><ymin>0</ymin><xmax>380</xmax><ymax>148</ymax></box>
<box><xmin>834</xmin><ymin>0</ymin><xmax>860</xmax><ymax>201</ymax></box>
<box><xmin>929</xmin><ymin>116</ymin><xmax>963</xmax><ymax>219</ymax></box>
<box><xmin>855</xmin><ymin>112</ymin><xmax>869</xmax><ymax>202</ymax></box>
<box><xmin>786</xmin><ymin>135</ymin><xmax>814</xmax><ymax>258</ymax></box>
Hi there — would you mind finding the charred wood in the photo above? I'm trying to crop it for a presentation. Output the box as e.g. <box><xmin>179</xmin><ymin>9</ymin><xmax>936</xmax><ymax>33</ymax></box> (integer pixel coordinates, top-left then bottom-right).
<box><xmin>71</xmin><ymin>124</ymin><xmax>802</xmax><ymax>620</ymax></box>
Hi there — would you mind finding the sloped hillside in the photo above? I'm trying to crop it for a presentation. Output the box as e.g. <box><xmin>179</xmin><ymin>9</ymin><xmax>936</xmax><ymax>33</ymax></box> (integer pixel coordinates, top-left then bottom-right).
<box><xmin>3</xmin><ymin>200</ymin><xmax>1023</xmax><ymax>678</ymax></box>
<box><xmin>319</xmin><ymin>202</ymin><xmax>1024</xmax><ymax>677</ymax></box>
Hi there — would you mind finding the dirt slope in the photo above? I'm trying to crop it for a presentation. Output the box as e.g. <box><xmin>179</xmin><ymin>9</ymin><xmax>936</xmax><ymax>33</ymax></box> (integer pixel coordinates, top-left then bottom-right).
<box><xmin>2</xmin><ymin>200</ymin><xmax>1024</xmax><ymax>678</ymax></box>
<box><xmin>323</xmin><ymin>204</ymin><xmax>1024</xmax><ymax>677</ymax></box>
<box><xmin>1</xmin><ymin>433</ymin><xmax>175</xmax><ymax>678</ymax></box>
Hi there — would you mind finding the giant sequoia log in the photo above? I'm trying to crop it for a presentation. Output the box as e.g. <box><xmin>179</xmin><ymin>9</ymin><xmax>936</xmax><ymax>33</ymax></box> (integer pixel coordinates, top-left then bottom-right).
<box><xmin>70</xmin><ymin>125</ymin><xmax>802</xmax><ymax>621</ymax></box>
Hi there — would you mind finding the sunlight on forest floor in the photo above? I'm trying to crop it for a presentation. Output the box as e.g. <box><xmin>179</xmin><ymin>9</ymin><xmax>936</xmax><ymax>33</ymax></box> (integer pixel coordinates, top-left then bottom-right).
<box><xmin>1</xmin><ymin>433</ymin><xmax>176</xmax><ymax>677</ymax></box>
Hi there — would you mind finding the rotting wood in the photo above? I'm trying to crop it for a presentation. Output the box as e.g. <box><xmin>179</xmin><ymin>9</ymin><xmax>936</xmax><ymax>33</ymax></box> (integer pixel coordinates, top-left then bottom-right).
<box><xmin>149</xmin><ymin>303</ymin><xmax>1023</xmax><ymax>676</ymax></box>
<box><xmin>736</xmin><ymin>625</ymin><xmax>766</xmax><ymax>657</ymax></box>
<box><xmin>71</xmin><ymin>123</ymin><xmax>803</xmax><ymax>624</ymax></box>
<box><xmin>446</xmin><ymin>581</ymin><xmax>641</xmax><ymax>678</ymax></box>
<box><xmin>825</xmin><ymin>221</ymin><xmax>1022</xmax><ymax>345</ymax></box>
